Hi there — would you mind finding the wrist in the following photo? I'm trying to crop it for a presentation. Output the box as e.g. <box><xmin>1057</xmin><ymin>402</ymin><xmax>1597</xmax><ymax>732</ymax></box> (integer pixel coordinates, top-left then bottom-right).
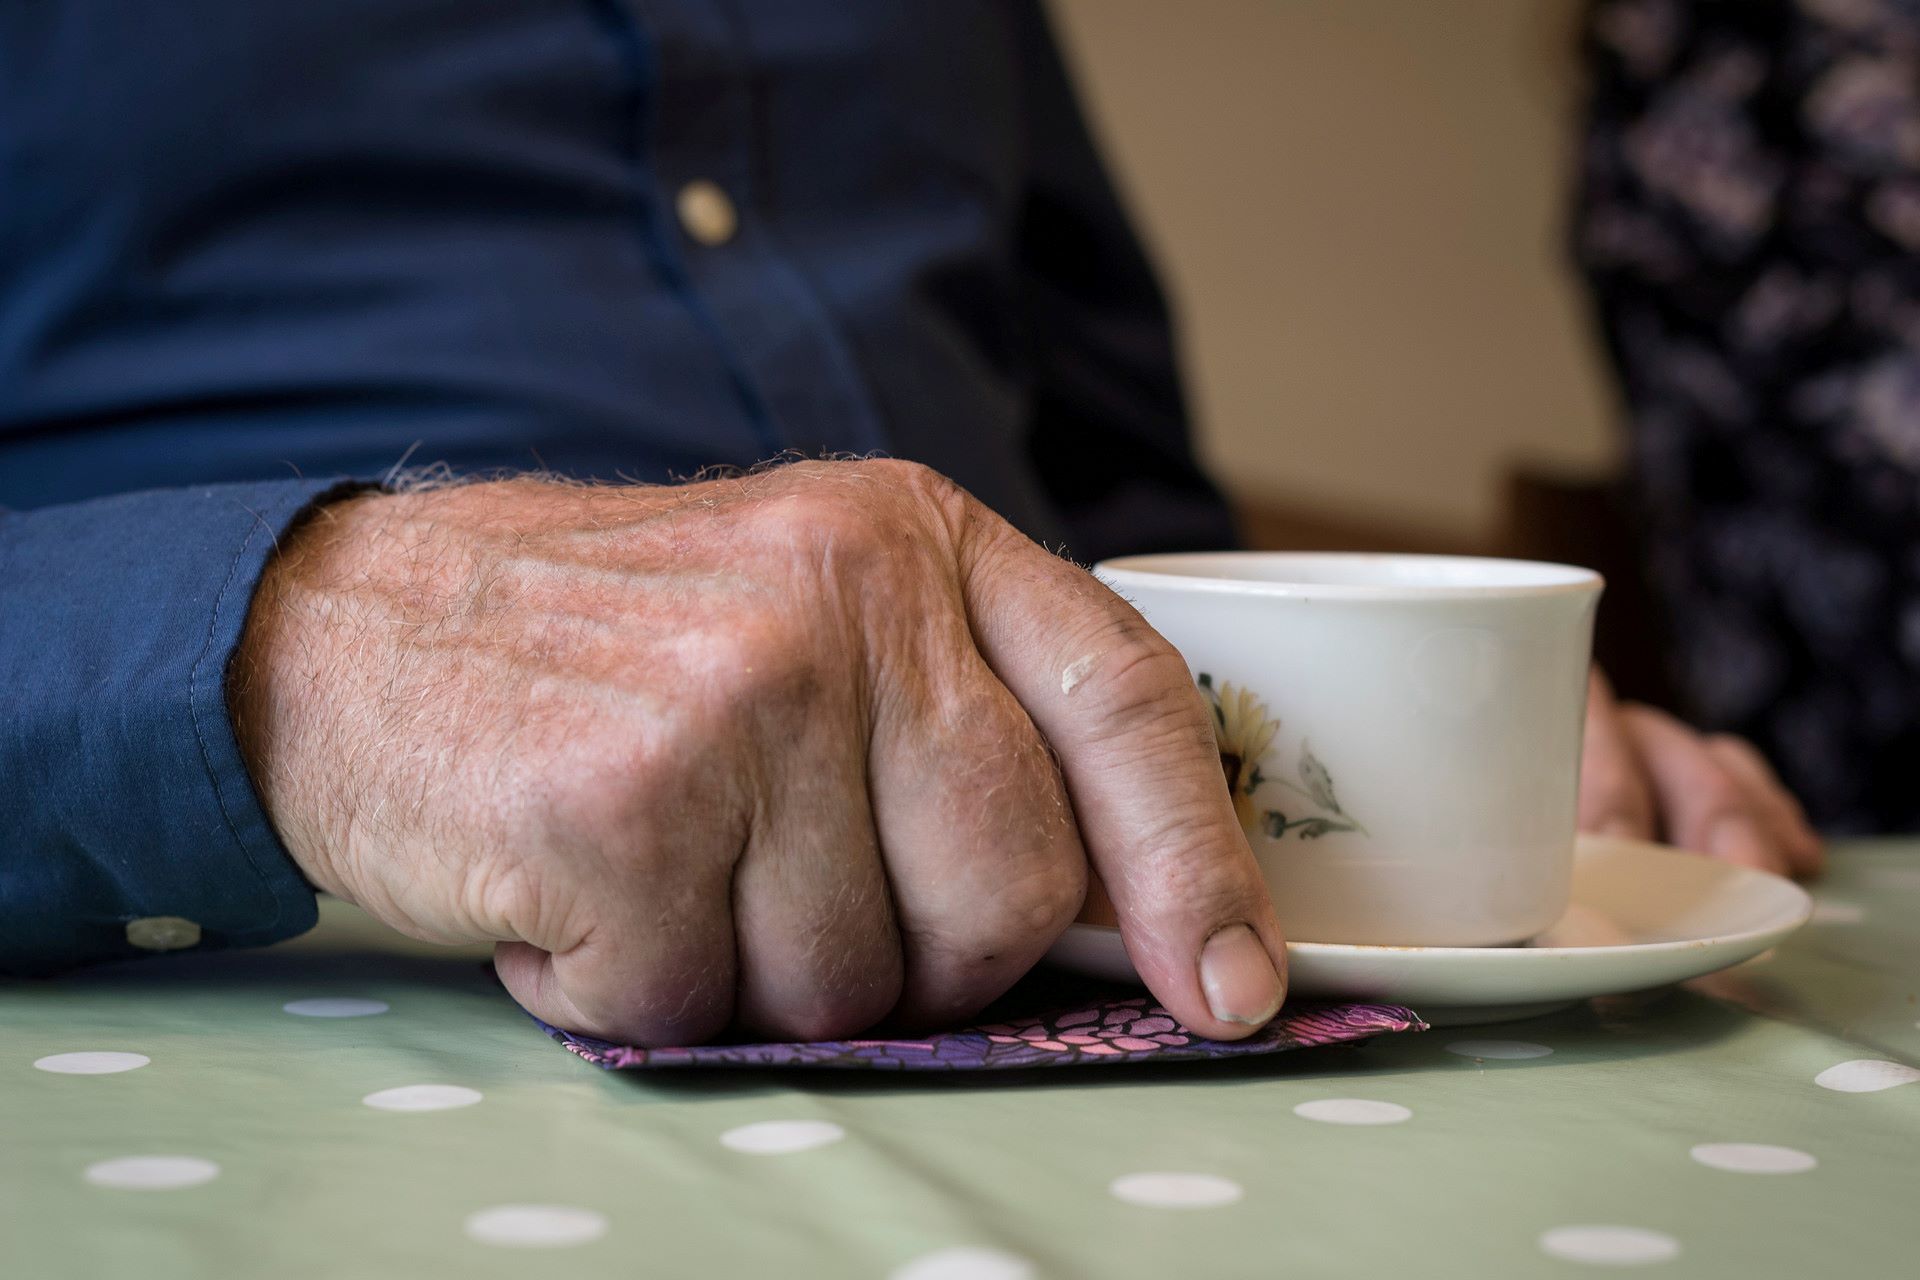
<box><xmin>227</xmin><ymin>488</ymin><xmax>395</xmax><ymax>900</ymax></box>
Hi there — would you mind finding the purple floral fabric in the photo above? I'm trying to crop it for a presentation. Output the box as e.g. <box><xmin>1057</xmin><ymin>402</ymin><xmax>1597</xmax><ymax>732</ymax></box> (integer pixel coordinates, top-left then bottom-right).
<box><xmin>529</xmin><ymin>980</ymin><xmax>1424</xmax><ymax>1071</ymax></box>
<box><xmin>1577</xmin><ymin>0</ymin><xmax>1920</xmax><ymax>832</ymax></box>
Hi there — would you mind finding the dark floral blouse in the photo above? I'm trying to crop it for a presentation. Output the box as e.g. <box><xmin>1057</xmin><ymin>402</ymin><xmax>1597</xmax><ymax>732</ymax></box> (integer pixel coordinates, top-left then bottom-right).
<box><xmin>1577</xmin><ymin>0</ymin><xmax>1920</xmax><ymax>832</ymax></box>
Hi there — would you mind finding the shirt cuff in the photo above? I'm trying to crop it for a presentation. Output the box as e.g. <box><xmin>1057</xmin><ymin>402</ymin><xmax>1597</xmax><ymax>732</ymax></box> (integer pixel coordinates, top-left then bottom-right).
<box><xmin>0</xmin><ymin>477</ymin><xmax>370</xmax><ymax>975</ymax></box>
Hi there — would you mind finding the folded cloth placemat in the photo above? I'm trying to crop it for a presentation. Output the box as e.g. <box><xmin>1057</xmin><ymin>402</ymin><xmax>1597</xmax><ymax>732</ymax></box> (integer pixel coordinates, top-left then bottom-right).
<box><xmin>528</xmin><ymin>973</ymin><xmax>1425</xmax><ymax>1071</ymax></box>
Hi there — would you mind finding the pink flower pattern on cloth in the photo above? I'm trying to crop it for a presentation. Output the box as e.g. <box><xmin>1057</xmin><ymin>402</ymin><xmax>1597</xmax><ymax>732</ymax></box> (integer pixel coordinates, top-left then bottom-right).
<box><xmin>983</xmin><ymin>999</ymin><xmax>1196</xmax><ymax>1055</ymax></box>
<box><xmin>528</xmin><ymin>981</ymin><xmax>1425</xmax><ymax>1071</ymax></box>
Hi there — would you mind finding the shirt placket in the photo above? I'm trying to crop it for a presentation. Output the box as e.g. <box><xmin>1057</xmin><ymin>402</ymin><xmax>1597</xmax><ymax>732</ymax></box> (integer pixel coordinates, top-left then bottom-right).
<box><xmin>632</xmin><ymin>0</ymin><xmax>888</xmax><ymax>461</ymax></box>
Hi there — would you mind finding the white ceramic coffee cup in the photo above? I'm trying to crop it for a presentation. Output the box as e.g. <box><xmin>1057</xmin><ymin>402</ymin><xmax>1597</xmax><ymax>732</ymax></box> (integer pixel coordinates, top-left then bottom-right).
<box><xmin>1096</xmin><ymin>552</ymin><xmax>1602</xmax><ymax>947</ymax></box>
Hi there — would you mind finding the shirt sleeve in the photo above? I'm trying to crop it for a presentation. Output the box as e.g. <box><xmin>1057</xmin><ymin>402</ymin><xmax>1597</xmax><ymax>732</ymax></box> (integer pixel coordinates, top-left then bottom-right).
<box><xmin>1009</xmin><ymin>1</ymin><xmax>1241</xmax><ymax>562</ymax></box>
<box><xmin>0</xmin><ymin>477</ymin><xmax>367</xmax><ymax>976</ymax></box>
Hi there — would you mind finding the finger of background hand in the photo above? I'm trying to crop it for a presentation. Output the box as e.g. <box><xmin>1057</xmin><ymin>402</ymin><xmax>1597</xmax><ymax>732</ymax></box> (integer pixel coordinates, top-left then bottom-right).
<box><xmin>1577</xmin><ymin>670</ymin><xmax>1657</xmax><ymax>839</ymax></box>
<box><xmin>957</xmin><ymin>511</ymin><xmax>1285</xmax><ymax>1040</ymax></box>
<box><xmin>733</xmin><ymin>714</ymin><xmax>905</xmax><ymax>1039</ymax></box>
<box><xmin>1705</xmin><ymin>734</ymin><xmax>1824</xmax><ymax>876</ymax></box>
<box><xmin>868</xmin><ymin>642</ymin><xmax>1089</xmax><ymax>1029</ymax></box>
<box><xmin>1620</xmin><ymin>704</ymin><xmax>1791</xmax><ymax>874</ymax></box>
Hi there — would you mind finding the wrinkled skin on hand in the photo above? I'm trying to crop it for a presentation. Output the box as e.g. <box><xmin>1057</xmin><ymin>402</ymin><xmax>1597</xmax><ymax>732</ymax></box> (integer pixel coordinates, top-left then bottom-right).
<box><xmin>230</xmin><ymin>460</ymin><xmax>1289</xmax><ymax>1046</ymax></box>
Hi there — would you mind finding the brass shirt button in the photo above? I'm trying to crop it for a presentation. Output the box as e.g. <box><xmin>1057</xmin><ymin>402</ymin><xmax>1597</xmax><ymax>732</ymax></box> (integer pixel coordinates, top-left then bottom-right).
<box><xmin>675</xmin><ymin>179</ymin><xmax>739</xmax><ymax>247</ymax></box>
<box><xmin>125</xmin><ymin>916</ymin><xmax>202</xmax><ymax>951</ymax></box>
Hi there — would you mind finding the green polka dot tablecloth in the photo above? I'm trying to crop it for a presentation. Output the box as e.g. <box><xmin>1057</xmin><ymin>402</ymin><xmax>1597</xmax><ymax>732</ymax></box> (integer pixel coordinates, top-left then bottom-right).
<box><xmin>6</xmin><ymin>843</ymin><xmax>1917</xmax><ymax>1278</ymax></box>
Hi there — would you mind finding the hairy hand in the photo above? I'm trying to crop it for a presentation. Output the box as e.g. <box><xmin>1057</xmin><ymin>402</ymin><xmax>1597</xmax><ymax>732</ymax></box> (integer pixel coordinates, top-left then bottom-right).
<box><xmin>230</xmin><ymin>461</ymin><xmax>1286</xmax><ymax>1045</ymax></box>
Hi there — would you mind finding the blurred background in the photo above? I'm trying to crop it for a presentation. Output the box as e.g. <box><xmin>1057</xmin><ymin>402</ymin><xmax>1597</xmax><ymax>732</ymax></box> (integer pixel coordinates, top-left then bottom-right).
<box><xmin>1051</xmin><ymin>0</ymin><xmax>1616</xmax><ymax>554</ymax></box>
<box><xmin>1050</xmin><ymin>0</ymin><xmax>1677</xmax><ymax>706</ymax></box>
<box><xmin>1055</xmin><ymin>0</ymin><xmax>1920</xmax><ymax>834</ymax></box>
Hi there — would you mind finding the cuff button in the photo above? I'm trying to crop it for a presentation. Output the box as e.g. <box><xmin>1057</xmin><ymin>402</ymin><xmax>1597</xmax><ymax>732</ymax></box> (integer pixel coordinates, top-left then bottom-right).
<box><xmin>676</xmin><ymin>179</ymin><xmax>738</xmax><ymax>247</ymax></box>
<box><xmin>126</xmin><ymin>916</ymin><xmax>202</xmax><ymax>951</ymax></box>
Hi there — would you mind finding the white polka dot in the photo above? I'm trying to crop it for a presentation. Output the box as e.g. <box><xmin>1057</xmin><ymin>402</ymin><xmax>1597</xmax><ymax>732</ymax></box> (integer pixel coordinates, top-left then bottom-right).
<box><xmin>34</xmin><ymin>1051</ymin><xmax>150</xmax><ymax>1075</ymax></box>
<box><xmin>1810</xmin><ymin>900</ymin><xmax>1865</xmax><ymax>924</ymax></box>
<box><xmin>890</xmin><ymin>1246</ymin><xmax>1037</xmax><ymax>1280</ymax></box>
<box><xmin>1108</xmin><ymin>1171</ymin><xmax>1244</xmax><ymax>1208</ymax></box>
<box><xmin>464</xmin><ymin>1204</ymin><xmax>607</xmax><ymax>1248</ymax></box>
<box><xmin>1445</xmin><ymin>1040</ymin><xmax>1553</xmax><ymax>1060</ymax></box>
<box><xmin>1814</xmin><ymin>1059</ymin><xmax>1920</xmax><ymax>1093</ymax></box>
<box><xmin>1293</xmin><ymin>1098</ymin><xmax>1412</xmax><ymax>1125</ymax></box>
<box><xmin>363</xmin><ymin>1084</ymin><xmax>483</xmax><ymax>1112</ymax></box>
<box><xmin>1539</xmin><ymin>1225</ymin><xmax>1680</xmax><ymax>1266</ymax></box>
<box><xmin>719</xmin><ymin>1119</ymin><xmax>845</xmax><ymax>1154</ymax></box>
<box><xmin>84</xmin><ymin>1156</ymin><xmax>220</xmax><ymax>1190</ymax></box>
<box><xmin>1689</xmin><ymin>1143</ymin><xmax>1816</xmax><ymax>1174</ymax></box>
<box><xmin>284</xmin><ymin>997</ymin><xmax>389</xmax><ymax>1018</ymax></box>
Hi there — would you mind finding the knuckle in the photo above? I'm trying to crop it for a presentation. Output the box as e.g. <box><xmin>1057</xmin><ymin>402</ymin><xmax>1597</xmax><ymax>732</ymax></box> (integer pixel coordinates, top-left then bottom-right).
<box><xmin>1074</xmin><ymin>623</ymin><xmax>1208</xmax><ymax>743</ymax></box>
<box><xmin>1617</xmin><ymin>703</ymin><xmax>1674</xmax><ymax>740</ymax></box>
<box><xmin>866</xmin><ymin>458</ymin><xmax>980</xmax><ymax>544</ymax></box>
<box><xmin>461</xmin><ymin>853</ymin><xmax>555</xmax><ymax>940</ymax></box>
<box><xmin>761</xmin><ymin>484</ymin><xmax>892</xmax><ymax>558</ymax></box>
<box><xmin>1705</xmin><ymin>733</ymin><xmax>1773</xmax><ymax>779</ymax></box>
<box><xmin>862</xmin><ymin>457</ymin><xmax>966</xmax><ymax>508</ymax></box>
<box><xmin>591</xmin><ymin>965</ymin><xmax>734</xmax><ymax>1048</ymax></box>
<box><xmin>752</xmin><ymin>465</ymin><xmax>962</xmax><ymax>588</ymax></box>
<box><xmin>760</xmin><ymin>976</ymin><xmax>901</xmax><ymax>1042</ymax></box>
<box><xmin>929</xmin><ymin>858</ymin><xmax>1086</xmax><ymax>974</ymax></box>
<box><xmin>706</xmin><ymin>614</ymin><xmax>829</xmax><ymax>717</ymax></box>
<box><xmin>1137</xmin><ymin>822</ymin><xmax>1264</xmax><ymax>920</ymax></box>
<box><xmin>994</xmin><ymin>859</ymin><xmax>1090</xmax><ymax>941</ymax></box>
<box><xmin>1688</xmin><ymin>767</ymin><xmax>1747</xmax><ymax>819</ymax></box>
<box><xmin>1618</xmin><ymin>700</ymin><xmax>1665</xmax><ymax>724</ymax></box>
<box><xmin>522</xmin><ymin>719</ymin><xmax>683</xmax><ymax>863</ymax></box>
<box><xmin>1580</xmin><ymin>760</ymin><xmax>1645</xmax><ymax>816</ymax></box>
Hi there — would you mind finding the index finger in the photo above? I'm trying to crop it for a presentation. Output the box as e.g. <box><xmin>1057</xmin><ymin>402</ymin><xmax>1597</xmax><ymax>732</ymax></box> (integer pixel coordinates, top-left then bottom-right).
<box><xmin>957</xmin><ymin>512</ymin><xmax>1287</xmax><ymax>1040</ymax></box>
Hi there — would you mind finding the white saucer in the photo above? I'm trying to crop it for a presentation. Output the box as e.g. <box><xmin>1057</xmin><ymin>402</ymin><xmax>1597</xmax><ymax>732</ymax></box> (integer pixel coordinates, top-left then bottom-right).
<box><xmin>1046</xmin><ymin>835</ymin><xmax>1812</xmax><ymax>1025</ymax></box>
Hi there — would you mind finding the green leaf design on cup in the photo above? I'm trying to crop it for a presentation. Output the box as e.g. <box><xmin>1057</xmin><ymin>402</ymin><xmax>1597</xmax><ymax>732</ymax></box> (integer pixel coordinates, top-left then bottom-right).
<box><xmin>1299</xmin><ymin>743</ymin><xmax>1340</xmax><ymax>812</ymax></box>
<box><xmin>1197</xmin><ymin>674</ymin><xmax>1368</xmax><ymax>841</ymax></box>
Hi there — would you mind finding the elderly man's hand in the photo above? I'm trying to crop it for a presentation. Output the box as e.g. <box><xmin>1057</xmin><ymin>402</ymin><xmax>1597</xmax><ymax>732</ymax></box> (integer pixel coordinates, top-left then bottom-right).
<box><xmin>230</xmin><ymin>461</ymin><xmax>1286</xmax><ymax>1046</ymax></box>
<box><xmin>1579</xmin><ymin>672</ymin><xmax>1823</xmax><ymax>877</ymax></box>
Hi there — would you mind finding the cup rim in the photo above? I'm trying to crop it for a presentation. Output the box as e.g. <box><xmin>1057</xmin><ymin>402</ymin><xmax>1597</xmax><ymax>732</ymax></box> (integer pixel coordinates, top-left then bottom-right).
<box><xmin>1096</xmin><ymin>551</ymin><xmax>1604</xmax><ymax>601</ymax></box>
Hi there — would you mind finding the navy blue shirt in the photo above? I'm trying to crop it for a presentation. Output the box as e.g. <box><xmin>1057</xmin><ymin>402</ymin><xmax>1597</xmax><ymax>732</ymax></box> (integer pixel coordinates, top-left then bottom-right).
<box><xmin>0</xmin><ymin>1</ymin><xmax>1232</xmax><ymax>974</ymax></box>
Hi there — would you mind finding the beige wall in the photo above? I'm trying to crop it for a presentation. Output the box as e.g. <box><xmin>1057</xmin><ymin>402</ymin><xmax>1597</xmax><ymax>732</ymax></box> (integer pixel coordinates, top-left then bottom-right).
<box><xmin>1050</xmin><ymin>0</ymin><xmax>1621</xmax><ymax>541</ymax></box>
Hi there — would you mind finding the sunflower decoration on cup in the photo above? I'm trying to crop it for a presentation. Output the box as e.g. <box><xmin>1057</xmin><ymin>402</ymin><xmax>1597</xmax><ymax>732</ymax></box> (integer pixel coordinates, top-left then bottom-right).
<box><xmin>1195</xmin><ymin>673</ymin><xmax>1368</xmax><ymax>841</ymax></box>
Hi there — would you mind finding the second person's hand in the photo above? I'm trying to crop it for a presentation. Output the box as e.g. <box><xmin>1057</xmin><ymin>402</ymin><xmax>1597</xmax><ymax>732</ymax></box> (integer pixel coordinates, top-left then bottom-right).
<box><xmin>1579</xmin><ymin>671</ymin><xmax>1823</xmax><ymax>876</ymax></box>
